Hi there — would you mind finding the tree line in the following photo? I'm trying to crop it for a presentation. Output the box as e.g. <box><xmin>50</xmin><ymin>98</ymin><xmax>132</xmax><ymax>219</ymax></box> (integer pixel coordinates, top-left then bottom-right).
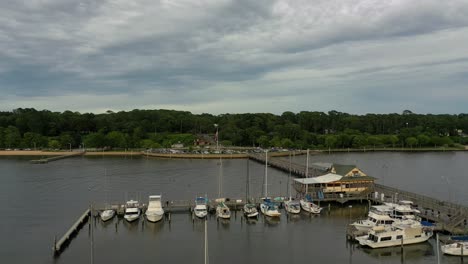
<box><xmin>0</xmin><ymin>108</ymin><xmax>467</xmax><ymax>150</ymax></box>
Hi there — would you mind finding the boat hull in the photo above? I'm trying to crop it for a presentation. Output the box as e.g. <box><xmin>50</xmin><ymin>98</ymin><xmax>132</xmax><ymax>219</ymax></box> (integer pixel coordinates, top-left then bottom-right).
<box><xmin>195</xmin><ymin>211</ymin><xmax>207</xmax><ymax>218</ymax></box>
<box><xmin>441</xmin><ymin>243</ymin><xmax>468</xmax><ymax>256</ymax></box>
<box><xmin>284</xmin><ymin>201</ymin><xmax>301</xmax><ymax>214</ymax></box>
<box><xmin>124</xmin><ymin>215</ymin><xmax>140</xmax><ymax>222</ymax></box>
<box><xmin>100</xmin><ymin>210</ymin><xmax>115</xmax><ymax>222</ymax></box>
<box><xmin>300</xmin><ymin>200</ymin><xmax>322</xmax><ymax>214</ymax></box>
<box><xmin>146</xmin><ymin>212</ymin><xmax>164</xmax><ymax>222</ymax></box>
<box><xmin>357</xmin><ymin>235</ymin><xmax>431</xmax><ymax>249</ymax></box>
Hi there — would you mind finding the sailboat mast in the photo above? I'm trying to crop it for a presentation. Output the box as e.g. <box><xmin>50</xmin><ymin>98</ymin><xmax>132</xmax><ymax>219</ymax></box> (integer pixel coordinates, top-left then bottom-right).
<box><xmin>264</xmin><ymin>150</ymin><xmax>268</xmax><ymax>198</ymax></box>
<box><xmin>204</xmin><ymin>218</ymin><xmax>209</xmax><ymax>264</ymax></box>
<box><xmin>246</xmin><ymin>159</ymin><xmax>250</xmax><ymax>202</ymax></box>
<box><xmin>287</xmin><ymin>152</ymin><xmax>291</xmax><ymax>199</ymax></box>
<box><xmin>218</xmin><ymin>157</ymin><xmax>222</xmax><ymax>198</ymax></box>
<box><xmin>305</xmin><ymin>149</ymin><xmax>309</xmax><ymax>195</ymax></box>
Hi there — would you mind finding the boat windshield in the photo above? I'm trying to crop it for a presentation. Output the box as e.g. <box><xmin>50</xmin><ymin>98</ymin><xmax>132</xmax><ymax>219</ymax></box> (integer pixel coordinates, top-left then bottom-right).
<box><xmin>126</xmin><ymin>211</ymin><xmax>139</xmax><ymax>215</ymax></box>
<box><xmin>196</xmin><ymin>209</ymin><xmax>206</xmax><ymax>212</ymax></box>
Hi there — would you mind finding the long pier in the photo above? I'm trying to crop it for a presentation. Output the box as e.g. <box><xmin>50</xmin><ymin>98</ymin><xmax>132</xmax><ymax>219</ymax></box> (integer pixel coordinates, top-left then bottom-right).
<box><xmin>31</xmin><ymin>151</ymin><xmax>85</xmax><ymax>164</ymax></box>
<box><xmin>53</xmin><ymin>209</ymin><xmax>90</xmax><ymax>255</ymax></box>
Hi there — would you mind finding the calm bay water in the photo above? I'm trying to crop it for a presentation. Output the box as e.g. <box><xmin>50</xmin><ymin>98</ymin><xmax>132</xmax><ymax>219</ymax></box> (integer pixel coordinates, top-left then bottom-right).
<box><xmin>1</xmin><ymin>151</ymin><xmax>467</xmax><ymax>264</ymax></box>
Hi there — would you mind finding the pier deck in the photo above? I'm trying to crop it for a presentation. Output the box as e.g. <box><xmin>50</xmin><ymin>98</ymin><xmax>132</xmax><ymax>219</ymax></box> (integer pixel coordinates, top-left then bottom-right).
<box><xmin>53</xmin><ymin>209</ymin><xmax>90</xmax><ymax>254</ymax></box>
<box><xmin>31</xmin><ymin>151</ymin><xmax>85</xmax><ymax>164</ymax></box>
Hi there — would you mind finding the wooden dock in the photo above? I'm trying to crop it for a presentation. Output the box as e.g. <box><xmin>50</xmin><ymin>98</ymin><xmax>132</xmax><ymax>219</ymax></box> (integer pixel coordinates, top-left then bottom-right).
<box><xmin>53</xmin><ymin>209</ymin><xmax>90</xmax><ymax>255</ymax></box>
<box><xmin>248</xmin><ymin>151</ymin><xmax>320</xmax><ymax>177</ymax></box>
<box><xmin>31</xmin><ymin>151</ymin><xmax>85</xmax><ymax>164</ymax></box>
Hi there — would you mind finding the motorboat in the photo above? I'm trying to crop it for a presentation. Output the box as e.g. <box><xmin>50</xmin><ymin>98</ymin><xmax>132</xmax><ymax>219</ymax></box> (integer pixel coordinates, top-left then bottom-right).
<box><xmin>100</xmin><ymin>209</ymin><xmax>115</xmax><ymax>222</ymax></box>
<box><xmin>145</xmin><ymin>195</ymin><xmax>165</xmax><ymax>222</ymax></box>
<box><xmin>216</xmin><ymin>201</ymin><xmax>231</xmax><ymax>219</ymax></box>
<box><xmin>441</xmin><ymin>241</ymin><xmax>468</xmax><ymax>256</ymax></box>
<box><xmin>350</xmin><ymin>211</ymin><xmax>396</xmax><ymax>232</ymax></box>
<box><xmin>124</xmin><ymin>200</ymin><xmax>141</xmax><ymax>222</ymax></box>
<box><xmin>194</xmin><ymin>197</ymin><xmax>208</xmax><ymax>219</ymax></box>
<box><xmin>284</xmin><ymin>199</ymin><xmax>301</xmax><ymax>214</ymax></box>
<box><xmin>260</xmin><ymin>198</ymin><xmax>281</xmax><ymax>217</ymax></box>
<box><xmin>356</xmin><ymin>224</ymin><xmax>433</xmax><ymax>249</ymax></box>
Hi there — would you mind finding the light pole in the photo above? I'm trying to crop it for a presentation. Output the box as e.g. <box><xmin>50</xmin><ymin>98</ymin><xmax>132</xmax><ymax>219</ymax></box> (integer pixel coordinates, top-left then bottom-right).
<box><xmin>214</xmin><ymin>124</ymin><xmax>219</xmax><ymax>151</ymax></box>
<box><xmin>33</xmin><ymin>142</ymin><xmax>36</xmax><ymax>151</ymax></box>
<box><xmin>68</xmin><ymin>143</ymin><xmax>72</xmax><ymax>152</ymax></box>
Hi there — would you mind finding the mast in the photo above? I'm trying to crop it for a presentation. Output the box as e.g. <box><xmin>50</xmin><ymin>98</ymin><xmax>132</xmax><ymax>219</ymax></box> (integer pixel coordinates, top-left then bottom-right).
<box><xmin>287</xmin><ymin>152</ymin><xmax>292</xmax><ymax>199</ymax></box>
<box><xmin>264</xmin><ymin>150</ymin><xmax>268</xmax><ymax>198</ymax></box>
<box><xmin>218</xmin><ymin>157</ymin><xmax>222</xmax><ymax>198</ymax></box>
<box><xmin>305</xmin><ymin>149</ymin><xmax>309</xmax><ymax>195</ymax></box>
<box><xmin>204</xmin><ymin>217</ymin><xmax>209</xmax><ymax>264</ymax></box>
<box><xmin>246</xmin><ymin>159</ymin><xmax>250</xmax><ymax>202</ymax></box>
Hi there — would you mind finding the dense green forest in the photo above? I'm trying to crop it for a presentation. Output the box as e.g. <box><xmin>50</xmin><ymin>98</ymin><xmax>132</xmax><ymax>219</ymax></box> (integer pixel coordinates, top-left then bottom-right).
<box><xmin>0</xmin><ymin>108</ymin><xmax>467</xmax><ymax>150</ymax></box>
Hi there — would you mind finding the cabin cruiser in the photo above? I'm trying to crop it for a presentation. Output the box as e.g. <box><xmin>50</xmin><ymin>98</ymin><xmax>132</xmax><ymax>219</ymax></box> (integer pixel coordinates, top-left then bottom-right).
<box><xmin>124</xmin><ymin>200</ymin><xmax>141</xmax><ymax>222</ymax></box>
<box><xmin>145</xmin><ymin>195</ymin><xmax>165</xmax><ymax>222</ymax></box>
<box><xmin>194</xmin><ymin>197</ymin><xmax>208</xmax><ymax>219</ymax></box>
<box><xmin>351</xmin><ymin>211</ymin><xmax>396</xmax><ymax>232</ymax></box>
<box><xmin>356</xmin><ymin>223</ymin><xmax>433</xmax><ymax>248</ymax></box>
<box><xmin>260</xmin><ymin>198</ymin><xmax>281</xmax><ymax>217</ymax></box>
<box><xmin>100</xmin><ymin>209</ymin><xmax>115</xmax><ymax>222</ymax></box>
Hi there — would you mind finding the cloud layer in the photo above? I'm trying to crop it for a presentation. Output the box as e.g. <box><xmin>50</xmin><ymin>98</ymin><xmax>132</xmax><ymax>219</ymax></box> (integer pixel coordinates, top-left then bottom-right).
<box><xmin>1</xmin><ymin>0</ymin><xmax>468</xmax><ymax>114</ymax></box>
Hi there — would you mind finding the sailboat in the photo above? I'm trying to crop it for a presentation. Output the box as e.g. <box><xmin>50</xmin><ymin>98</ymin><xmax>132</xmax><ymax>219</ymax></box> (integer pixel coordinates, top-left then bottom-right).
<box><xmin>216</xmin><ymin>158</ymin><xmax>231</xmax><ymax>219</ymax></box>
<box><xmin>243</xmin><ymin>159</ymin><xmax>259</xmax><ymax>218</ymax></box>
<box><xmin>100</xmin><ymin>168</ymin><xmax>115</xmax><ymax>221</ymax></box>
<box><xmin>260</xmin><ymin>150</ymin><xmax>281</xmax><ymax>217</ymax></box>
<box><xmin>284</xmin><ymin>152</ymin><xmax>301</xmax><ymax>214</ymax></box>
<box><xmin>300</xmin><ymin>149</ymin><xmax>322</xmax><ymax>214</ymax></box>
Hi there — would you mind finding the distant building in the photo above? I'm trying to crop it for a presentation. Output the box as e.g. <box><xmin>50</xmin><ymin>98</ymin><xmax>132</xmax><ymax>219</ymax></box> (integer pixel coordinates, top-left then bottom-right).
<box><xmin>294</xmin><ymin>163</ymin><xmax>375</xmax><ymax>196</ymax></box>
<box><xmin>171</xmin><ymin>143</ymin><xmax>184</xmax><ymax>148</ymax></box>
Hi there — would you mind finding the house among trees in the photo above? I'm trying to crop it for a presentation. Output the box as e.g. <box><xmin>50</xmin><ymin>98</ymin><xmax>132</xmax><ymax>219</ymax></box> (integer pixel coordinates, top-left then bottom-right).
<box><xmin>293</xmin><ymin>163</ymin><xmax>375</xmax><ymax>198</ymax></box>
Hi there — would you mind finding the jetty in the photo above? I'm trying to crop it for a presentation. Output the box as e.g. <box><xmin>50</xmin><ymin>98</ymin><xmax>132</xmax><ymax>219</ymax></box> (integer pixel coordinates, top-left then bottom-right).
<box><xmin>31</xmin><ymin>151</ymin><xmax>85</xmax><ymax>164</ymax></box>
<box><xmin>53</xmin><ymin>209</ymin><xmax>90</xmax><ymax>255</ymax></box>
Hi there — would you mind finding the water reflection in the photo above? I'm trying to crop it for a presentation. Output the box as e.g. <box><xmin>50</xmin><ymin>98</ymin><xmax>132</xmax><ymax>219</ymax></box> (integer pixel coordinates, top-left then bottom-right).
<box><xmin>359</xmin><ymin>241</ymin><xmax>434</xmax><ymax>261</ymax></box>
<box><xmin>146</xmin><ymin>219</ymin><xmax>164</xmax><ymax>235</ymax></box>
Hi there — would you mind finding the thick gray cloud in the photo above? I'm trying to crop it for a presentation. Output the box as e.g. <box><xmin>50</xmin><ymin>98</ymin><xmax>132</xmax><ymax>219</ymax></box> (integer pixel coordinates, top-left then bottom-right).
<box><xmin>1</xmin><ymin>0</ymin><xmax>468</xmax><ymax>114</ymax></box>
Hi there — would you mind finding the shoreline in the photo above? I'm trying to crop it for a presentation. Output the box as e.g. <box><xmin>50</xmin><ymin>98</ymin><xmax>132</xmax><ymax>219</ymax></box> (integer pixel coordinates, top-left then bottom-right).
<box><xmin>0</xmin><ymin>147</ymin><xmax>465</xmax><ymax>158</ymax></box>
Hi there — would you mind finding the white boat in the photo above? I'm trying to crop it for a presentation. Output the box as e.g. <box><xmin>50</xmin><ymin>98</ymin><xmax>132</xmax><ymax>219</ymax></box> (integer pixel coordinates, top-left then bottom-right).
<box><xmin>124</xmin><ymin>200</ymin><xmax>141</xmax><ymax>222</ymax></box>
<box><xmin>194</xmin><ymin>197</ymin><xmax>208</xmax><ymax>219</ymax></box>
<box><xmin>100</xmin><ymin>168</ymin><xmax>115</xmax><ymax>222</ymax></box>
<box><xmin>145</xmin><ymin>195</ymin><xmax>164</xmax><ymax>222</ymax></box>
<box><xmin>284</xmin><ymin>152</ymin><xmax>301</xmax><ymax>214</ymax></box>
<box><xmin>356</xmin><ymin>224</ymin><xmax>433</xmax><ymax>249</ymax></box>
<box><xmin>350</xmin><ymin>210</ymin><xmax>396</xmax><ymax>232</ymax></box>
<box><xmin>243</xmin><ymin>203</ymin><xmax>259</xmax><ymax>218</ymax></box>
<box><xmin>243</xmin><ymin>159</ymin><xmax>258</xmax><ymax>218</ymax></box>
<box><xmin>260</xmin><ymin>198</ymin><xmax>281</xmax><ymax>217</ymax></box>
<box><xmin>216</xmin><ymin>201</ymin><xmax>231</xmax><ymax>219</ymax></box>
<box><xmin>284</xmin><ymin>199</ymin><xmax>301</xmax><ymax>214</ymax></box>
<box><xmin>260</xmin><ymin>150</ymin><xmax>281</xmax><ymax>218</ymax></box>
<box><xmin>441</xmin><ymin>242</ymin><xmax>468</xmax><ymax>256</ymax></box>
<box><xmin>300</xmin><ymin>149</ymin><xmax>322</xmax><ymax>214</ymax></box>
<box><xmin>100</xmin><ymin>209</ymin><xmax>115</xmax><ymax>222</ymax></box>
<box><xmin>215</xmin><ymin>158</ymin><xmax>231</xmax><ymax>219</ymax></box>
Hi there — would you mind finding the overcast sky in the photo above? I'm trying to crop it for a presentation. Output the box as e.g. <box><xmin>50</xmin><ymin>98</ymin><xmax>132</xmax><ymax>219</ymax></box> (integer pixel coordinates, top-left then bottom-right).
<box><xmin>1</xmin><ymin>0</ymin><xmax>468</xmax><ymax>115</ymax></box>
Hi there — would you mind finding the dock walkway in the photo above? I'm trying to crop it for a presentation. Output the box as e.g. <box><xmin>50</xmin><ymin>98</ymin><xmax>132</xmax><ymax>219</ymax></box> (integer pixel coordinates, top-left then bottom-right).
<box><xmin>31</xmin><ymin>151</ymin><xmax>85</xmax><ymax>164</ymax></box>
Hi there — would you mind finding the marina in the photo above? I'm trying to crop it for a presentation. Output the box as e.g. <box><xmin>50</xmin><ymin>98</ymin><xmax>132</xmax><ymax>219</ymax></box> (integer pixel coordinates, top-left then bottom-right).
<box><xmin>3</xmin><ymin>151</ymin><xmax>468</xmax><ymax>263</ymax></box>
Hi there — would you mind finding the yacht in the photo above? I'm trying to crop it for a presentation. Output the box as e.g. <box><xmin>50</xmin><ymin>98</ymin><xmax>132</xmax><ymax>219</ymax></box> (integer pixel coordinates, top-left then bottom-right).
<box><xmin>145</xmin><ymin>195</ymin><xmax>165</xmax><ymax>222</ymax></box>
<box><xmin>124</xmin><ymin>200</ymin><xmax>141</xmax><ymax>222</ymax></box>
<box><xmin>356</xmin><ymin>224</ymin><xmax>433</xmax><ymax>248</ymax></box>
<box><xmin>194</xmin><ymin>197</ymin><xmax>208</xmax><ymax>219</ymax></box>
<box><xmin>100</xmin><ymin>209</ymin><xmax>115</xmax><ymax>222</ymax></box>
<box><xmin>351</xmin><ymin>210</ymin><xmax>396</xmax><ymax>232</ymax></box>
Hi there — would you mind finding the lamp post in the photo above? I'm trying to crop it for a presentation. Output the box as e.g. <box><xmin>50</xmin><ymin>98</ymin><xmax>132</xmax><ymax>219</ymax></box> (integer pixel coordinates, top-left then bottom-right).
<box><xmin>68</xmin><ymin>143</ymin><xmax>72</xmax><ymax>152</ymax></box>
<box><xmin>33</xmin><ymin>142</ymin><xmax>36</xmax><ymax>151</ymax></box>
<box><xmin>214</xmin><ymin>124</ymin><xmax>219</xmax><ymax>151</ymax></box>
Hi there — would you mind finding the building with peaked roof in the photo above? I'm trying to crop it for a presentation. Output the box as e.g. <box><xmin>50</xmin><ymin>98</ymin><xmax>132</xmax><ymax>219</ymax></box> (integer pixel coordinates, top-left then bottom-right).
<box><xmin>293</xmin><ymin>163</ymin><xmax>375</xmax><ymax>197</ymax></box>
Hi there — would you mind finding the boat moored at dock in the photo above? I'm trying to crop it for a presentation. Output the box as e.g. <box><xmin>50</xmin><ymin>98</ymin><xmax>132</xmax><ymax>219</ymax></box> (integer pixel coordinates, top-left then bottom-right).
<box><xmin>124</xmin><ymin>200</ymin><xmax>141</xmax><ymax>222</ymax></box>
<box><xmin>356</xmin><ymin>224</ymin><xmax>433</xmax><ymax>249</ymax></box>
<box><xmin>145</xmin><ymin>195</ymin><xmax>164</xmax><ymax>222</ymax></box>
<box><xmin>194</xmin><ymin>197</ymin><xmax>208</xmax><ymax>219</ymax></box>
<box><xmin>100</xmin><ymin>209</ymin><xmax>115</xmax><ymax>222</ymax></box>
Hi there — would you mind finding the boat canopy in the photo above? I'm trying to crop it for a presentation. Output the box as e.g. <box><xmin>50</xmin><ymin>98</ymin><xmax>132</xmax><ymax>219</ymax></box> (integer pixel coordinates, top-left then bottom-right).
<box><xmin>294</xmin><ymin>173</ymin><xmax>342</xmax><ymax>184</ymax></box>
